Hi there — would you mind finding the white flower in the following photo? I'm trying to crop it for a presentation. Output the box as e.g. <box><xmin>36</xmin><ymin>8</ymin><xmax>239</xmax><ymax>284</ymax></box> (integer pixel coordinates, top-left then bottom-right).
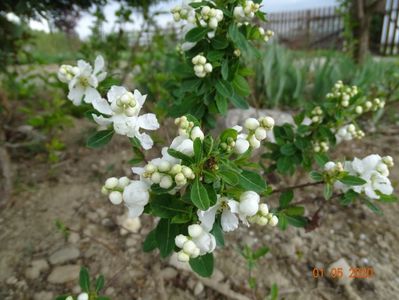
<box><xmin>238</xmin><ymin>191</ymin><xmax>260</xmax><ymax>218</ymax></box>
<box><xmin>197</xmin><ymin>196</ymin><xmax>240</xmax><ymax>232</ymax></box>
<box><xmin>123</xmin><ymin>181</ymin><xmax>150</xmax><ymax>218</ymax></box>
<box><xmin>77</xmin><ymin>293</ymin><xmax>89</xmax><ymax>300</ymax></box>
<box><xmin>66</xmin><ymin>55</ymin><xmax>106</xmax><ymax>105</ymax></box>
<box><xmin>170</xmin><ymin>135</ymin><xmax>194</xmax><ymax>156</ymax></box>
<box><xmin>92</xmin><ymin>86</ymin><xmax>159</xmax><ymax>150</ymax></box>
<box><xmin>191</xmin><ymin>126</ymin><xmax>205</xmax><ymax>140</ymax></box>
<box><xmin>234</xmin><ymin>138</ymin><xmax>250</xmax><ymax>154</ymax></box>
<box><xmin>191</xmin><ymin>226</ymin><xmax>216</xmax><ymax>255</ymax></box>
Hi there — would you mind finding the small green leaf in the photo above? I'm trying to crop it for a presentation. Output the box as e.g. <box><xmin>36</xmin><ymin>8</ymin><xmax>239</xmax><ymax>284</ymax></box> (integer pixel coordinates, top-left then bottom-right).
<box><xmin>185</xmin><ymin>27</ymin><xmax>209</xmax><ymax>42</ymax></box>
<box><xmin>310</xmin><ymin>171</ymin><xmax>323</xmax><ymax>181</ymax></box>
<box><xmin>191</xmin><ymin>179</ymin><xmax>210</xmax><ymax>210</ymax></box>
<box><xmin>167</xmin><ymin>148</ymin><xmax>194</xmax><ymax>164</ymax></box>
<box><xmin>155</xmin><ymin>219</ymin><xmax>180</xmax><ymax>258</ymax></box>
<box><xmin>86</xmin><ymin>129</ymin><xmax>114</xmax><ymax>148</ymax></box>
<box><xmin>362</xmin><ymin>198</ymin><xmax>383</xmax><ymax>215</ymax></box>
<box><xmin>79</xmin><ymin>267</ymin><xmax>90</xmax><ymax>292</ymax></box>
<box><xmin>211</xmin><ymin>35</ymin><xmax>229</xmax><ymax>49</ymax></box>
<box><xmin>221</xmin><ymin>59</ymin><xmax>229</xmax><ymax>80</ymax></box>
<box><xmin>211</xmin><ymin>220</ymin><xmax>225</xmax><ymax>247</ymax></box>
<box><xmin>194</xmin><ymin>138</ymin><xmax>203</xmax><ymax>163</ymax></box>
<box><xmin>323</xmin><ymin>184</ymin><xmax>333</xmax><ymax>200</ymax></box>
<box><xmin>142</xmin><ymin>229</ymin><xmax>157</xmax><ymax>252</ymax></box>
<box><xmin>286</xmin><ymin>215</ymin><xmax>307</xmax><ymax>227</ymax></box>
<box><xmin>215</xmin><ymin>79</ymin><xmax>233</xmax><ymax>98</ymax></box>
<box><xmin>253</xmin><ymin>246</ymin><xmax>269</xmax><ymax>259</ymax></box>
<box><xmin>95</xmin><ymin>275</ymin><xmax>105</xmax><ymax>292</ymax></box>
<box><xmin>339</xmin><ymin>175</ymin><xmax>367</xmax><ymax>186</ymax></box>
<box><xmin>314</xmin><ymin>153</ymin><xmax>329</xmax><ymax>167</ymax></box>
<box><xmin>189</xmin><ymin>253</ymin><xmax>214</xmax><ymax>277</ymax></box>
<box><xmin>279</xmin><ymin>190</ymin><xmax>293</xmax><ymax>208</ymax></box>
<box><xmin>230</xmin><ymin>93</ymin><xmax>249</xmax><ymax>109</ymax></box>
<box><xmin>280</xmin><ymin>143</ymin><xmax>296</xmax><ymax>156</ymax></box>
<box><xmin>215</xmin><ymin>93</ymin><xmax>228</xmax><ymax>115</ymax></box>
<box><xmin>238</xmin><ymin>170</ymin><xmax>266</xmax><ymax>193</ymax></box>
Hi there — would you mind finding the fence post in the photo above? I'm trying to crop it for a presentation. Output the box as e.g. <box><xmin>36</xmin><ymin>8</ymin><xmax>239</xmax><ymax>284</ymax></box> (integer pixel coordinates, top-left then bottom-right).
<box><xmin>306</xmin><ymin>10</ymin><xmax>311</xmax><ymax>48</ymax></box>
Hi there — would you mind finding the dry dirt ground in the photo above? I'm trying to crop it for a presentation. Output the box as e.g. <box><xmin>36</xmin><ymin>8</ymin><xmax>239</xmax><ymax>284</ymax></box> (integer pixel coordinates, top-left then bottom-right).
<box><xmin>0</xmin><ymin>117</ymin><xmax>398</xmax><ymax>300</ymax></box>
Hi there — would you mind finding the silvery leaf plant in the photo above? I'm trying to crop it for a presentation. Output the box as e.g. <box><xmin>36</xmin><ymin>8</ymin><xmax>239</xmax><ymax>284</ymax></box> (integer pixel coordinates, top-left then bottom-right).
<box><xmin>57</xmin><ymin>0</ymin><xmax>396</xmax><ymax>280</ymax></box>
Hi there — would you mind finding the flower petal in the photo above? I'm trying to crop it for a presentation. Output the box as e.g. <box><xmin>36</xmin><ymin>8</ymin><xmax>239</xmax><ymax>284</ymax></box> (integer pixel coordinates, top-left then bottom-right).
<box><xmin>92</xmin><ymin>114</ymin><xmax>112</xmax><ymax>127</ymax></box>
<box><xmin>84</xmin><ymin>87</ymin><xmax>101</xmax><ymax>103</ymax></box>
<box><xmin>94</xmin><ymin>55</ymin><xmax>105</xmax><ymax>74</ymax></box>
<box><xmin>221</xmin><ymin>210</ymin><xmax>239</xmax><ymax>232</ymax></box>
<box><xmin>92</xmin><ymin>98</ymin><xmax>112</xmax><ymax>115</ymax></box>
<box><xmin>197</xmin><ymin>205</ymin><xmax>218</xmax><ymax>231</ymax></box>
<box><xmin>107</xmin><ymin>85</ymin><xmax>127</xmax><ymax>103</ymax></box>
<box><xmin>138</xmin><ymin>113</ymin><xmax>160</xmax><ymax>130</ymax></box>
<box><xmin>135</xmin><ymin>132</ymin><xmax>154</xmax><ymax>150</ymax></box>
<box><xmin>67</xmin><ymin>85</ymin><xmax>85</xmax><ymax>105</ymax></box>
<box><xmin>133</xmin><ymin>89</ymin><xmax>147</xmax><ymax>106</ymax></box>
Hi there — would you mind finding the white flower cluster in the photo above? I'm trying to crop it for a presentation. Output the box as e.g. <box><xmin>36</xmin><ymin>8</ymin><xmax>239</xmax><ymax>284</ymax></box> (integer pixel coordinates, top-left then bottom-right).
<box><xmin>326</xmin><ymin>80</ymin><xmax>358</xmax><ymax>107</ymax></box>
<box><xmin>66</xmin><ymin>292</ymin><xmax>88</xmax><ymax>300</ymax></box>
<box><xmin>198</xmin><ymin>192</ymin><xmax>278</xmax><ymax>233</ymax></box>
<box><xmin>232</xmin><ymin>116</ymin><xmax>275</xmax><ymax>154</ymax></box>
<box><xmin>248</xmin><ymin>203</ymin><xmax>279</xmax><ymax>226</ymax></box>
<box><xmin>198</xmin><ymin>6</ymin><xmax>224</xmax><ymax>31</ymax></box>
<box><xmin>233</xmin><ymin>0</ymin><xmax>260</xmax><ymax>22</ymax></box>
<box><xmin>361</xmin><ymin>98</ymin><xmax>385</xmax><ymax>113</ymax></box>
<box><xmin>58</xmin><ymin>56</ymin><xmax>106</xmax><ymax>105</ymax></box>
<box><xmin>58</xmin><ymin>56</ymin><xmax>159</xmax><ymax>149</ymax></box>
<box><xmin>192</xmin><ymin>54</ymin><xmax>213</xmax><ymax>78</ymax></box>
<box><xmin>313</xmin><ymin>141</ymin><xmax>329</xmax><ymax>153</ymax></box>
<box><xmin>140</xmin><ymin>160</ymin><xmax>195</xmax><ymax>189</ymax></box>
<box><xmin>175</xmin><ymin>224</ymin><xmax>216</xmax><ymax>262</ymax></box>
<box><xmin>171</xmin><ymin>3</ymin><xmax>195</xmax><ymax>22</ymax></box>
<box><xmin>309</xmin><ymin>106</ymin><xmax>323</xmax><ymax>124</ymax></box>
<box><xmin>102</xmin><ymin>177</ymin><xmax>150</xmax><ymax>218</ymax></box>
<box><xmin>258</xmin><ymin>27</ymin><xmax>274</xmax><ymax>42</ymax></box>
<box><xmin>332</xmin><ymin>154</ymin><xmax>394</xmax><ymax>200</ymax></box>
<box><xmin>335</xmin><ymin>124</ymin><xmax>365</xmax><ymax>144</ymax></box>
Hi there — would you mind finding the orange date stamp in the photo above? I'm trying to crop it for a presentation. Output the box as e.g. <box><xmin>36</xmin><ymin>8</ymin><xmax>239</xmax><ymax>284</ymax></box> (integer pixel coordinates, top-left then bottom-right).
<box><xmin>312</xmin><ymin>267</ymin><xmax>374</xmax><ymax>279</ymax></box>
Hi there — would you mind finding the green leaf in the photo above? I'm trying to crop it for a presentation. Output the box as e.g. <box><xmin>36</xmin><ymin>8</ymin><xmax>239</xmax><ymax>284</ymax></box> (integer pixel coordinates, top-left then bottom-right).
<box><xmin>207</xmin><ymin>50</ymin><xmax>224</xmax><ymax>62</ymax></box>
<box><xmin>142</xmin><ymin>229</ymin><xmax>157</xmax><ymax>252</ymax></box>
<box><xmin>211</xmin><ymin>35</ymin><xmax>229</xmax><ymax>49</ymax></box>
<box><xmin>230</xmin><ymin>93</ymin><xmax>249</xmax><ymax>109</ymax></box>
<box><xmin>238</xmin><ymin>170</ymin><xmax>266</xmax><ymax>193</ymax></box>
<box><xmin>191</xmin><ymin>179</ymin><xmax>210</xmax><ymax>210</ymax></box>
<box><xmin>283</xmin><ymin>206</ymin><xmax>304</xmax><ymax>216</ymax></box>
<box><xmin>167</xmin><ymin>148</ymin><xmax>194</xmax><ymax>164</ymax></box>
<box><xmin>339</xmin><ymin>175</ymin><xmax>367</xmax><ymax>186</ymax></box>
<box><xmin>310</xmin><ymin>171</ymin><xmax>323</xmax><ymax>181</ymax></box>
<box><xmin>280</xmin><ymin>143</ymin><xmax>296</xmax><ymax>156</ymax></box>
<box><xmin>340</xmin><ymin>190</ymin><xmax>357</xmax><ymax>206</ymax></box>
<box><xmin>155</xmin><ymin>219</ymin><xmax>180</xmax><ymax>258</ymax></box>
<box><xmin>232</xmin><ymin>74</ymin><xmax>250</xmax><ymax>97</ymax></box>
<box><xmin>189</xmin><ymin>253</ymin><xmax>214</xmax><ymax>277</ymax></box>
<box><xmin>194</xmin><ymin>138</ymin><xmax>203</xmax><ymax>163</ymax></box>
<box><xmin>253</xmin><ymin>246</ymin><xmax>269</xmax><ymax>259</ymax></box>
<box><xmin>185</xmin><ymin>27</ymin><xmax>209</xmax><ymax>42</ymax></box>
<box><xmin>362</xmin><ymin>198</ymin><xmax>383</xmax><ymax>215</ymax></box>
<box><xmin>323</xmin><ymin>184</ymin><xmax>333</xmax><ymax>200</ymax></box>
<box><xmin>220</xmin><ymin>128</ymin><xmax>238</xmax><ymax>141</ymax></box>
<box><xmin>86</xmin><ymin>129</ymin><xmax>114</xmax><ymax>149</ymax></box>
<box><xmin>277</xmin><ymin>213</ymin><xmax>287</xmax><ymax>230</ymax></box>
<box><xmin>95</xmin><ymin>275</ymin><xmax>105</xmax><ymax>292</ymax></box>
<box><xmin>286</xmin><ymin>215</ymin><xmax>308</xmax><ymax>227</ymax></box>
<box><xmin>219</xmin><ymin>166</ymin><xmax>240</xmax><ymax>186</ymax></box>
<box><xmin>215</xmin><ymin>93</ymin><xmax>228</xmax><ymax>115</ymax></box>
<box><xmin>215</xmin><ymin>79</ymin><xmax>233</xmax><ymax>98</ymax></box>
<box><xmin>269</xmin><ymin>283</ymin><xmax>279</xmax><ymax>300</ymax></box>
<box><xmin>150</xmin><ymin>195</ymin><xmax>187</xmax><ymax>218</ymax></box>
<box><xmin>314</xmin><ymin>153</ymin><xmax>329</xmax><ymax>167</ymax></box>
<box><xmin>279</xmin><ymin>190</ymin><xmax>293</xmax><ymax>208</ymax></box>
<box><xmin>377</xmin><ymin>193</ymin><xmax>398</xmax><ymax>202</ymax></box>
<box><xmin>221</xmin><ymin>59</ymin><xmax>229</xmax><ymax>80</ymax></box>
<box><xmin>79</xmin><ymin>267</ymin><xmax>90</xmax><ymax>292</ymax></box>
<box><xmin>211</xmin><ymin>220</ymin><xmax>225</xmax><ymax>247</ymax></box>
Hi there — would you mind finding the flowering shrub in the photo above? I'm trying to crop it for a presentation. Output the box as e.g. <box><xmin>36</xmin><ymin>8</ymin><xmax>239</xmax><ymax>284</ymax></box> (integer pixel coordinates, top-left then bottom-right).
<box><xmin>57</xmin><ymin>0</ymin><xmax>396</xmax><ymax>279</ymax></box>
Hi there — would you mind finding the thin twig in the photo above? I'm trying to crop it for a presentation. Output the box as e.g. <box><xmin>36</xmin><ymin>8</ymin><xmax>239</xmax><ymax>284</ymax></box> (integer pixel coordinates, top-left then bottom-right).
<box><xmin>271</xmin><ymin>181</ymin><xmax>323</xmax><ymax>194</ymax></box>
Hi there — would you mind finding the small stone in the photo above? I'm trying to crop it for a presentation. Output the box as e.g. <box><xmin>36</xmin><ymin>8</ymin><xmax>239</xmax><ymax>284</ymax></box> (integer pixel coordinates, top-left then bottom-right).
<box><xmin>6</xmin><ymin>276</ymin><xmax>18</xmax><ymax>285</ymax></box>
<box><xmin>327</xmin><ymin>258</ymin><xmax>353</xmax><ymax>286</ymax></box>
<box><xmin>33</xmin><ymin>291</ymin><xmax>53</xmax><ymax>300</ymax></box>
<box><xmin>25</xmin><ymin>259</ymin><xmax>49</xmax><ymax>279</ymax></box>
<box><xmin>161</xmin><ymin>267</ymin><xmax>178</xmax><ymax>280</ymax></box>
<box><xmin>68</xmin><ymin>232</ymin><xmax>80</xmax><ymax>244</ymax></box>
<box><xmin>49</xmin><ymin>246</ymin><xmax>80</xmax><ymax>265</ymax></box>
<box><xmin>47</xmin><ymin>265</ymin><xmax>80</xmax><ymax>284</ymax></box>
<box><xmin>280</xmin><ymin>243</ymin><xmax>296</xmax><ymax>257</ymax></box>
<box><xmin>194</xmin><ymin>282</ymin><xmax>204</xmax><ymax>296</ymax></box>
<box><xmin>126</xmin><ymin>237</ymin><xmax>139</xmax><ymax>248</ymax></box>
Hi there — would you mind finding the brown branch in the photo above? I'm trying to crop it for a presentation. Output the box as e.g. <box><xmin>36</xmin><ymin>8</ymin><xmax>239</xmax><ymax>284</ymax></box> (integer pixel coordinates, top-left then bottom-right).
<box><xmin>271</xmin><ymin>181</ymin><xmax>324</xmax><ymax>194</ymax></box>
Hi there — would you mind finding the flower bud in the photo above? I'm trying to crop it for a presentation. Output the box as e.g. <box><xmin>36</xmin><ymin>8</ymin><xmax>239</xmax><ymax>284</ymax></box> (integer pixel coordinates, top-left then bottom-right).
<box><xmin>101</xmin><ymin>186</ymin><xmax>109</xmax><ymax>195</ymax></box>
<box><xmin>244</xmin><ymin>118</ymin><xmax>260</xmax><ymax>130</ymax></box>
<box><xmin>347</xmin><ymin>124</ymin><xmax>356</xmax><ymax>133</ymax></box>
<box><xmin>188</xmin><ymin>224</ymin><xmax>203</xmax><ymax>238</ymax></box>
<box><xmin>341</xmin><ymin>100</ymin><xmax>349</xmax><ymax>107</ymax></box>
<box><xmin>324</xmin><ymin>161</ymin><xmax>336</xmax><ymax>171</ymax></box>
<box><xmin>105</xmin><ymin>177</ymin><xmax>119</xmax><ymax>189</ymax></box>
<box><xmin>260</xmin><ymin>116</ymin><xmax>275</xmax><ymax>129</ymax></box>
<box><xmin>175</xmin><ymin>234</ymin><xmax>188</xmax><ymax>248</ymax></box>
<box><xmin>234</xmin><ymin>49</ymin><xmax>241</xmax><ymax>57</ymax></box>
<box><xmin>234</xmin><ymin>138</ymin><xmax>250</xmax><ymax>154</ymax></box>
<box><xmin>194</xmin><ymin>64</ymin><xmax>204</xmax><ymax>73</ymax></box>
<box><xmin>177</xmin><ymin>250</ymin><xmax>190</xmax><ymax>262</ymax></box>
<box><xmin>249</xmin><ymin>135</ymin><xmax>261</xmax><ymax>148</ymax></box>
<box><xmin>258</xmin><ymin>27</ymin><xmax>265</xmax><ymax>35</ymax></box>
<box><xmin>255</xmin><ymin>127</ymin><xmax>267</xmax><ymax>141</ymax></box>
<box><xmin>158</xmin><ymin>161</ymin><xmax>171</xmax><ymax>172</ymax></box>
<box><xmin>183</xmin><ymin>240</ymin><xmax>197</xmax><ymax>255</ymax></box>
<box><xmin>312</xmin><ymin>116</ymin><xmax>320</xmax><ymax>123</ymax></box>
<box><xmin>355</xmin><ymin>106</ymin><xmax>363</xmax><ymax>114</ymax></box>
<box><xmin>269</xmin><ymin>215</ymin><xmax>279</xmax><ymax>226</ymax></box>
<box><xmin>191</xmin><ymin>126</ymin><xmax>205</xmax><ymax>140</ymax></box>
<box><xmin>209</xmin><ymin>17</ymin><xmax>218</xmax><ymax>29</ymax></box>
<box><xmin>77</xmin><ymin>293</ymin><xmax>89</xmax><ymax>300</ymax></box>
<box><xmin>256</xmin><ymin>216</ymin><xmax>268</xmax><ymax>226</ymax></box>
<box><xmin>118</xmin><ymin>176</ymin><xmax>130</xmax><ymax>188</ymax></box>
<box><xmin>109</xmin><ymin>191</ymin><xmax>123</xmax><ymax>205</ymax></box>
<box><xmin>198</xmin><ymin>56</ymin><xmax>207</xmax><ymax>65</ymax></box>
<box><xmin>191</xmin><ymin>247</ymin><xmax>200</xmax><ymax>258</ymax></box>
<box><xmin>259</xmin><ymin>203</ymin><xmax>269</xmax><ymax>215</ymax></box>
<box><xmin>201</xmin><ymin>6</ymin><xmax>211</xmax><ymax>15</ymax></box>
<box><xmin>151</xmin><ymin>172</ymin><xmax>162</xmax><ymax>184</ymax></box>
<box><xmin>365</xmin><ymin>101</ymin><xmax>372</xmax><ymax>109</ymax></box>
<box><xmin>125</xmin><ymin>107</ymin><xmax>136</xmax><ymax>117</ymax></box>
<box><xmin>239</xmin><ymin>191</ymin><xmax>260</xmax><ymax>216</ymax></box>
<box><xmin>192</xmin><ymin>55</ymin><xmax>200</xmax><ymax>65</ymax></box>
<box><xmin>160</xmin><ymin>175</ymin><xmax>173</xmax><ymax>189</ymax></box>
<box><xmin>204</xmin><ymin>63</ymin><xmax>213</xmax><ymax>73</ymax></box>
<box><xmin>173</xmin><ymin>12</ymin><xmax>181</xmax><ymax>21</ymax></box>
<box><xmin>182</xmin><ymin>166</ymin><xmax>195</xmax><ymax>179</ymax></box>
<box><xmin>175</xmin><ymin>172</ymin><xmax>185</xmax><ymax>183</ymax></box>
<box><xmin>382</xmin><ymin>156</ymin><xmax>394</xmax><ymax>167</ymax></box>
<box><xmin>170</xmin><ymin>164</ymin><xmax>182</xmax><ymax>175</ymax></box>
<box><xmin>145</xmin><ymin>163</ymin><xmax>156</xmax><ymax>173</ymax></box>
